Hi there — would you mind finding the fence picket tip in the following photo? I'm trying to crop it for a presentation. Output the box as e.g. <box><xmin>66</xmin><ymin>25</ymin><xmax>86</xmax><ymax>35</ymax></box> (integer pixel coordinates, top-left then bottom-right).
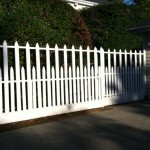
<box><xmin>21</xmin><ymin>66</ymin><xmax>24</xmax><ymax>70</ymax></box>
<box><xmin>60</xmin><ymin>66</ymin><xmax>63</xmax><ymax>70</ymax></box>
<box><xmin>94</xmin><ymin>47</ymin><xmax>97</xmax><ymax>51</ymax></box>
<box><xmin>64</xmin><ymin>45</ymin><xmax>67</xmax><ymax>49</ymax></box>
<box><xmin>36</xmin><ymin>43</ymin><xmax>39</xmax><ymax>47</ymax></box>
<box><xmin>32</xmin><ymin>66</ymin><xmax>35</xmax><ymax>70</ymax></box>
<box><xmin>55</xmin><ymin>44</ymin><xmax>58</xmax><ymax>49</ymax></box>
<box><xmin>79</xmin><ymin>45</ymin><xmax>83</xmax><ymax>49</ymax></box>
<box><xmin>100</xmin><ymin>47</ymin><xmax>104</xmax><ymax>51</ymax></box>
<box><xmin>3</xmin><ymin>40</ymin><xmax>7</xmax><ymax>46</ymax></box>
<box><xmin>10</xmin><ymin>66</ymin><xmax>13</xmax><ymax>71</ymax></box>
<box><xmin>72</xmin><ymin>45</ymin><xmax>75</xmax><ymax>49</ymax></box>
<box><xmin>26</xmin><ymin>42</ymin><xmax>30</xmax><ymax>47</ymax></box>
<box><xmin>15</xmin><ymin>41</ymin><xmax>19</xmax><ymax>46</ymax></box>
<box><xmin>42</xmin><ymin>66</ymin><xmax>46</xmax><ymax>70</ymax></box>
<box><xmin>46</xmin><ymin>43</ymin><xmax>49</xmax><ymax>48</ymax></box>
<box><xmin>86</xmin><ymin>45</ymin><xmax>89</xmax><ymax>49</ymax></box>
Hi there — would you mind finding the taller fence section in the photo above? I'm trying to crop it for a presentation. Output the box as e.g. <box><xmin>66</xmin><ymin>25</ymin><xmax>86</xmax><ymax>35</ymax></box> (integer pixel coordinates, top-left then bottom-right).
<box><xmin>0</xmin><ymin>41</ymin><xmax>146</xmax><ymax>124</ymax></box>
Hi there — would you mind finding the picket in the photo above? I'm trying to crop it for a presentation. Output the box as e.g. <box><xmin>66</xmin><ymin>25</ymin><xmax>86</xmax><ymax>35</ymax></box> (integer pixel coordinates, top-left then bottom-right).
<box><xmin>14</xmin><ymin>42</ymin><xmax>21</xmax><ymax>112</ymax></box>
<box><xmin>80</xmin><ymin>46</ymin><xmax>84</xmax><ymax>103</ymax></box>
<box><xmin>69</xmin><ymin>67</ymin><xmax>73</xmax><ymax>104</ymax></box>
<box><xmin>84</xmin><ymin>66</ymin><xmax>87</xmax><ymax>102</ymax></box>
<box><xmin>46</xmin><ymin>44</ymin><xmax>51</xmax><ymax>107</ymax></box>
<box><xmin>64</xmin><ymin>45</ymin><xmax>69</xmax><ymax>105</ymax></box>
<box><xmin>60</xmin><ymin>67</ymin><xmax>64</xmax><ymax>105</ymax></box>
<box><xmin>87</xmin><ymin>46</ymin><xmax>91</xmax><ymax>101</ymax></box>
<box><xmin>10</xmin><ymin>67</ymin><xmax>15</xmax><ymax>112</ymax></box>
<box><xmin>105</xmin><ymin>67</ymin><xmax>108</xmax><ymax>97</ymax></box>
<box><xmin>98</xmin><ymin>66</ymin><xmax>101</xmax><ymax>99</ymax></box>
<box><xmin>26</xmin><ymin>42</ymin><xmax>32</xmax><ymax>110</ymax></box>
<box><xmin>42</xmin><ymin>67</ymin><xmax>46</xmax><ymax>108</ymax></box>
<box><xmin>36</xmin><ymin>43</ymin><xmax>42</xmax><ymax>108</ymax></box>
<box><xmin>91</xmin><ymin>66</ymin><xmax>94</xmax><ymax>100</ymax></box>
<box><xmin>55</xmin><ymin>45</ymin><xmax>60</xmax><ymax>106</ymax></box>
<box><xmin>113</xmin><ymin>49</ymin><xmax>116</xmax><ymax>96</ymax></box>
<box><xmin>100</xmin><ymin>47</ymin><xmax>105</xmax><ymax>99</ymax></box>
<box><xmin>77</xmin><ymin>66</ymin><xmax>80</xmax><ymax>103</ymax></box>
<box><xmin>52</xmin><ymin>67</ymin><xmax>56</xmax><ymax>106</ymax></box>
<box><xmin>21</xmin><ymin>67</ymin><xmax>27</xmax><ymax>110</ymax></box>
<box><xmin>72</xmin><ymin>46</ymin><xmax>76</xmax><ymax>104</ymax></box>
<box><xmin>3</xmin><ymin>41</ymin><xmax>9</xmax><ymax>113</ymax></box>
<box><xmin>32</xmin><ymin>67</ymin><xmax>36</xmax><ymax>109</ymax></box>
<box><xmin>0</xmin><ymin>41</ymin><xmax>146</xmax><ymax>124</ymax></box>
<box><xmin>0</xmin><ymin>68</ymin><xmax>2</xmax><ymax>113</ymax></box>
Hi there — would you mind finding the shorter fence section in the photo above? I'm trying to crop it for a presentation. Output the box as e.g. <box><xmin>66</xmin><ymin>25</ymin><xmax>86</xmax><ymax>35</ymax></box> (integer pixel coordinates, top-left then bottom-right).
<box><xmin>0</xmin><ymin>41</ymin><xmax>146</xmax><ymax>124</ymax></box>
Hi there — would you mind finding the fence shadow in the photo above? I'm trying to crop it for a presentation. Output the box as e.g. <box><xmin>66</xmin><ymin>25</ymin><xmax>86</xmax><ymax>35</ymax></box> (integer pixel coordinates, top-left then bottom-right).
<box><xmin>0</xmin><ymin>105</ymin><xmax>150</xmax><ymax>150</ymax></box>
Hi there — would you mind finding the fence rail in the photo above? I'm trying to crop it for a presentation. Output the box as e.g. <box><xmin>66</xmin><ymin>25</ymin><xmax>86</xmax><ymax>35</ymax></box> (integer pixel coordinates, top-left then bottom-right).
<box><xmin>0</xmin><ymin>41</ymin><xmax>146</xmax><ymax>124</ymax></box>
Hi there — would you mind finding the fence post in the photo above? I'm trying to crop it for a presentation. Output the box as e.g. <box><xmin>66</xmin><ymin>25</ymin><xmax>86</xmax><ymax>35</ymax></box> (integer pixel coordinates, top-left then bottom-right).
<box><xmin>79</xmin><ymin>46</ymin><xmax>84</xmax><ymax>102</ymax></box>
<box><xmin>108</xmin><ymin>49</ymin><xmax>111</xmax><ymax>97</ymax></box>
<box><xmin>3</xmin><ymin>41</ymin><xmax>9</xmax><ymax>113</ymax></box>
<box><xmin>36</xmin><ymin>43</ymin><xmax>42</xmax><ymax>108</ymax></box>
<box><xmin>94</xmin><ymin>47</ymin><xmax>98</xmax><ymax>100</ymax></box>
<box><xmin>72</xmin><ymin>45</ymin><xmax>76</xmax><ymax>103</ymax></box>
<box><xmin>87</xmin><ymin>46</ymin><xmax>91</xmax><ymax>101</ymax></box>
<box><xmin>143</xmin><ymin>49</ymin><xmax>146</xmax><ymax>98</ymax></box>
<box><xmin>113</xmin><ymin>49</ymin><xmax>117</xmax><ymax>96</ymax></box>
<box><xmin>64</xmin><ymin>45</ymin><xmax>68</xmax><ymax>104</ymax></box>
<box><xmin>26</xmin><ymin>42</ymin><xmax>32</xmax><ymax>110</ymax></box>
<box><xmin>46</xmin><ymin>44</ymin><xmax>51</xmax><ymax>107</ymax></box>
<box><xmin>100</xmin><ymin>47</ymin><xmax>105</xmax><ymax>99</ymax></box>
<box><xmin>0</xmin><ymin>69</ymin><xmax>2</xmax><ymax>113</ymax></box>
<box><xmin>15</xmin><ymin>42</ymin><xmax>21</xmax><ymax>111</ymax></box>
<box><xmin>125</xmin><ymin>50</ymin><xmax>127</xmax><ymax>94</ymax></box>
<box><xmin>55</xmin><ymin>44</ymin><xmax>60</xmax><ymax>106</ymax></box>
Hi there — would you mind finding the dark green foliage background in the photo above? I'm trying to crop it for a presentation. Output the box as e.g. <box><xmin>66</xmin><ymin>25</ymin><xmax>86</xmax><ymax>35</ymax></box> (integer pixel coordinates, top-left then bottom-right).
<box><xmin>0</xmin><ymin>0</ymin><xmax>91</xmax><ymax>47</ymax></box>
<box><xmin>0</xmin><ymin>0</ymin><xmax>92</xmax><ymax>67</ymax></box>
<box><xmin>81</xmin><ymin>2</ymin><xmax>150</xmax><ymax>50</ymax></box>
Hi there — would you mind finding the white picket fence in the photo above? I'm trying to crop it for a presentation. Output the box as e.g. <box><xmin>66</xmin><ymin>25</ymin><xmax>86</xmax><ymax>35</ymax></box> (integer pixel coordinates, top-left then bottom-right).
<box><xmin>0</xmin><ymin>41</ymin><xmax>146</xmax><ymax>124</ymax></box>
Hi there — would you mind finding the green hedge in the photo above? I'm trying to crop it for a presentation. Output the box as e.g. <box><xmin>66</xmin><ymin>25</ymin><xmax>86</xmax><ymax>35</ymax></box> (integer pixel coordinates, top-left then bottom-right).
<box><xmin>0</xmin><ymin>0</ymin><xmax>92</xmax><ymax>67</ymax></box>
<box><xmin>0</xmin><ymin>0</ymin><xmax>91</xmax><ymax>47</ymax></box>
<box><xmin>81</xmin><ymin>2</ymin><xmax>150</xmax><ymax>50</ymax></box>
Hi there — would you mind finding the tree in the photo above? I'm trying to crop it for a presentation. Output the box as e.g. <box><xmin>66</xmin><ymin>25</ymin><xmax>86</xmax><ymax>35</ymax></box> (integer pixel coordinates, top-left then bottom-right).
<box><xmin>132</xmin><ymin>0</ymin><xmax>150</xmax><ymax>4</ymax></box>
<box><xmin>0</xmin><ymin>0</ymin><xmax>92</xmax><ymax>67</ymax></box>
<box><xmin>80</xmin><ymin>2</ymin><xmax>150</xmax><ymax>50</ymax></box>
<box><xmin>0</xmin><ymin>0</ymin><xmax>91</xmax><ymax>47</ymax></box>
<box><xmin>108</xmin><ymin>0</ymin><xmax>123</xmax><ymax>3</ymax></box>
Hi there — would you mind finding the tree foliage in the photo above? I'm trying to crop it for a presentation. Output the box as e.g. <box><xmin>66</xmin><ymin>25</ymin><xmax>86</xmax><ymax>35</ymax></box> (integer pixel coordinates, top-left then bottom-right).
<box><xmin>0</xmin><ymin>0</ymin><xmax>92</xmax><ymax>67</ymax></box>
<box><xmin>0</xmin><ymin>0</ymin><xmax>91</xmax><ymax>47</ymax></box>
<box><xmin>81</xmin><ymin>2</ymin><xmax>150</xmax><ymax>50</ymax></box>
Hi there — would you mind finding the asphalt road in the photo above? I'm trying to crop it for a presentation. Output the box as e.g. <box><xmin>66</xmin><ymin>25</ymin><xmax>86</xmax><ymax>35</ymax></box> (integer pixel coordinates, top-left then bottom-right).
<box><xmin>0</xmin><ymin>100</ymin><xmax>150</xmax><ymax>150</ymax></box>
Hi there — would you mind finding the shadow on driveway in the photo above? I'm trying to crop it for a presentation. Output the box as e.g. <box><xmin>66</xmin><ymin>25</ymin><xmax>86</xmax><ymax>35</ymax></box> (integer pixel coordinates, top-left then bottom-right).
<box><xmin>0</xmin><ymin>100</ymin><xmax>150</xmax><ymax>150</ymax></box>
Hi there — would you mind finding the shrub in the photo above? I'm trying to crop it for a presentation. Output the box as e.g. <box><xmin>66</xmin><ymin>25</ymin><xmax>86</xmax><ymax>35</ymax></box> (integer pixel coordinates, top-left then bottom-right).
<box><xmin>0</xmin><ymin>0</ymin><xmax>92</xmax><ymax>67</ymax></box>
<box><xmin>81</xmin><ymin>3</ymin><xmax>150</xmax><ymax>51</ymax></box>
<box><xmin>0</xmin><ymin>0</ymin><xmax>92</xmax><ymax>47</ymax></box>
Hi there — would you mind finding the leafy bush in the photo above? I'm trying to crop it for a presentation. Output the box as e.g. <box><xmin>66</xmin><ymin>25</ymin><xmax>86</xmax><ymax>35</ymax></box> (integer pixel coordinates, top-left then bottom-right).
<box><xmin>0</xmin><ymin>0</ymin><xmax>92</xmax><ymax>67</ymax></box>
<box><xmin>81</xmin><ymin>2</ymin><xmax>150</xmax><ymax>50</ymax></box>
<box><xmin>0</xmin><ymin>0</ymin><xmax>91</xmax><ymax>47</ymax></box>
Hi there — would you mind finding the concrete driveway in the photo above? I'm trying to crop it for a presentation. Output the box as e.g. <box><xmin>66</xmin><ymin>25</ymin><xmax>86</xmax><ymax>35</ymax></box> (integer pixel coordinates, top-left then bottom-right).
<box><xmin>0</xmin><ymin>100</ymin><xmax>150</xmax><ymax>150</ymax></box>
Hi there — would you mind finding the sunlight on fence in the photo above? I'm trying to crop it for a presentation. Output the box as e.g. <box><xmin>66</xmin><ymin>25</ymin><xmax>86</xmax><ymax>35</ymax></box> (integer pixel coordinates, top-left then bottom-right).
<box><xmin>0</xmin><ymin>41</ymin><xmax>146</xmax><ymax>124</ymax></box>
